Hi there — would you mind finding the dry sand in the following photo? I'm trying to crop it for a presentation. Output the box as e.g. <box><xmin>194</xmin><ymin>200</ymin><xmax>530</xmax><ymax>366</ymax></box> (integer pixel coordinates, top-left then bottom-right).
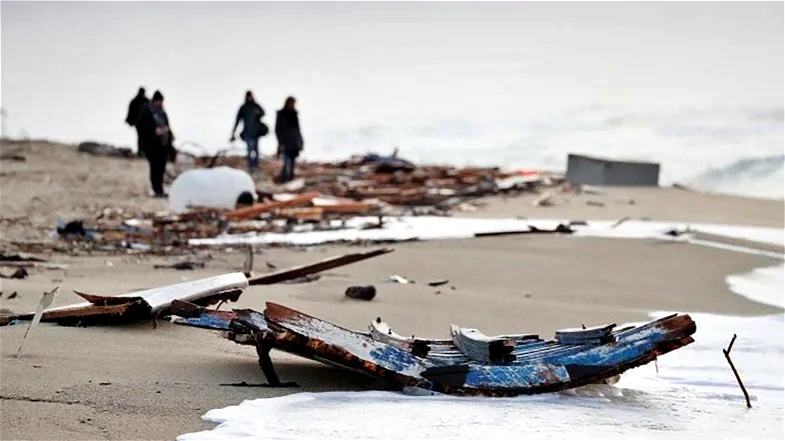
<box><xmin>0</xmin><ymin>141</ymin><xmax>783</xmax><ymax>440</ymax></box>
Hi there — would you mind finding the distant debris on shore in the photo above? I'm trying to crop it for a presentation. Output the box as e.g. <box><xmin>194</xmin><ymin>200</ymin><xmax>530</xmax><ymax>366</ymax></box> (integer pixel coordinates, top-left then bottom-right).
<box><xmin>77</xmin><ymin>141</ymin><xmax>135</xmax><ymax>159</ymax></box>
<box><xmin>29</xmin><ymin>149</ymin><xmax>571</xmax><ymax>255</ymax></box>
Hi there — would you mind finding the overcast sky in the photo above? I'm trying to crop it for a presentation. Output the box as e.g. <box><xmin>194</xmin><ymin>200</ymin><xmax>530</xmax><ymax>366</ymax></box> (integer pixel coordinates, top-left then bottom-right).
<box><xmin>1</xmin><ymin>1</ymin><xmax>782</xmax><ymax>146</ymax></box>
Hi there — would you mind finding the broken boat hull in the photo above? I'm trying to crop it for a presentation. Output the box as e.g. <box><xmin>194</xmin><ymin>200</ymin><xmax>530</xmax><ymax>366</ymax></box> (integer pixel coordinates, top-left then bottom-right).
<box><xmin>171</xmin><ymin>302</ymin><xmax>696</xmax><ymax>397</ymax></box>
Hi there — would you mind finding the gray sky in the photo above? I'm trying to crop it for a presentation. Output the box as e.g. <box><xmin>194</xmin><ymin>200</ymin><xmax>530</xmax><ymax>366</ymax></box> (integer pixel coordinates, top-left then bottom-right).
<box><xmin>1</xmin><ymin>1</ymin><xmax>782</xmax><ymax>146</ymax></box>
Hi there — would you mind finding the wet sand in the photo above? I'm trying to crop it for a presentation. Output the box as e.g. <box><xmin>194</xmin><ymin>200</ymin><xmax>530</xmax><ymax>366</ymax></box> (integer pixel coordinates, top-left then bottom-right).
<box><xmin>0</xmin><ymin>141</ymin><xmax>783</xmax><ymax>440</ymax></box>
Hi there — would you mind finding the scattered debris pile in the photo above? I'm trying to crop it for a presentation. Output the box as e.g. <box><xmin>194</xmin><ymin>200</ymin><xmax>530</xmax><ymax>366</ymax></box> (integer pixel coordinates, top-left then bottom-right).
<box><xmin>46</xmin><ymin>151</ymin><xmax>569</xmax><ymax>253</ymax></box>
<box><xmin>237</xmin><ymin>152</ymin><xmax>562</xmax><ymax>207</ymax></box>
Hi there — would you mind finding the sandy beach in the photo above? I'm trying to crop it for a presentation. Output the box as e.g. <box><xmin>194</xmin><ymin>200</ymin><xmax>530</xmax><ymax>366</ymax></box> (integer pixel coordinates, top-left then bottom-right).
<box><xmin>0</xmin><ymin>141</ymin><xmax>783</xmax><ymax>440</ymax></box>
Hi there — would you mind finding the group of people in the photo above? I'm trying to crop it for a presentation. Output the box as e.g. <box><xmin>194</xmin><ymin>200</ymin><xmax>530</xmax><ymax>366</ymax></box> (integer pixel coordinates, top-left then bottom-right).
<box><xmin>125</xmin><ymin>88</ymin><xmax>304</xmax><ymax>198</ymax></box>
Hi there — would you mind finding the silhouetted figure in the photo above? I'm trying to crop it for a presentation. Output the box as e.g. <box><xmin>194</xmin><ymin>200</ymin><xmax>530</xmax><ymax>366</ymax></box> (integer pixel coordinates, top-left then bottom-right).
<box><xmin>125</xmin><ymin>87</ymin><xmax>149</xmax><ymax>158</ymax></box>
<box><xmin>137</xmin><ymin>90</ymin><xmax>174</xmax><ymax>197</ymax></box>
<box><xmin>275</xmin><ymin>96</ymin><xmax>304</xmax><ymax>183</ymax></box>
<box><xmin>230</xmin><ymin>91</ymin><xmax>267</xmax><ymax>174</ymax></box>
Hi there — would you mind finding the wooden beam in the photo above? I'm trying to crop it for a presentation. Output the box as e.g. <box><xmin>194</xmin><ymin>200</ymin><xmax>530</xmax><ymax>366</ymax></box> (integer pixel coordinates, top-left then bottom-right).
<box><xmin>248</xmin><ymin>248</ymin><xmax>393</xmax><ymax>286</ymax></box>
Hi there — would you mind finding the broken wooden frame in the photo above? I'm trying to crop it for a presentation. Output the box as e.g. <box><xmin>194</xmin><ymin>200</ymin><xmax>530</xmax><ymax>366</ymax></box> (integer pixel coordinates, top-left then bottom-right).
<box><xmin>172</xmin><ymin>301</ymin><xmax>697</xmax><ymax>397</ymax></box>
<box><xmin>0</xmin><ymin>273</ymin><xmax>248</xmax><ymax>326</ymax></box>
<box><xmin>0</xmin><ymin>248</ymin><xmax>394</xmax><ymax>326</ymax></box>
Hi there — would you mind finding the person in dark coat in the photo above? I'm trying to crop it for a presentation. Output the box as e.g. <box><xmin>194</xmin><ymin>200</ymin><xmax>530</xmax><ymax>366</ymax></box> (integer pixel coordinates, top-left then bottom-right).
<box><xmin>125</xmin><ymin>87</ymin><xmax>149</xmax><ymax>158</ymax></box>
<box><xmin>275</xmin><ymin>96</ymin><xmax>304</xmax><ymax>183</ymax></box>
<box><xmin>230</xmin><ymin>91</ymin><xmax>266</xmax><ymax>174</ymax></box>
<box><xmin>137</xmin><ymin>90</ymin><xmax>174</xmax><ymax>197</ymax></box>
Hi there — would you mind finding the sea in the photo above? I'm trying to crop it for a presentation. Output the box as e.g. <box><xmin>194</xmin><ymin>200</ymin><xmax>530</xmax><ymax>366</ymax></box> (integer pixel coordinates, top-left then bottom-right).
<box><xmin>1</xmin><ymin>2</ymin><xmax>783</xmax><ymax>200</ymax></box>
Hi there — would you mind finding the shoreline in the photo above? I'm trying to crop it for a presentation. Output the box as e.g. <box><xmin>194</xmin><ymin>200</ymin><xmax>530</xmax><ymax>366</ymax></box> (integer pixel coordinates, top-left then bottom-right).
<box><xmin>2</xmin><ymin>139</ymin><xmax>783</xmax><ymax>205</ymax></box>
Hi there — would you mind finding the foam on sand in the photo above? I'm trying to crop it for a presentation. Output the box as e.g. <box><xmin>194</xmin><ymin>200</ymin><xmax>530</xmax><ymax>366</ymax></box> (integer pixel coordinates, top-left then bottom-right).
<box><xmin>190</xmin><ymin>216</ymin><xmax>785</xmax><ymax>252</ymax></box>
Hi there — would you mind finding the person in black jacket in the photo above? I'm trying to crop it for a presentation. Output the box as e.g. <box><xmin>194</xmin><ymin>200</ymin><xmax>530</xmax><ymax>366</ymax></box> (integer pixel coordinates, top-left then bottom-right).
<box><xmin>137</xmin><ymin>90</ymin><xmax>174</xmax><ymax>197</ymax></box>
<box><xmin>230</xmin><ymin>91</ymin><xmax>266</xmax><ymax>174</ymax></box>
<box><xmin>125</xmin><ymin>87</ymin><xmax>149</xmax><ymax>158</ymax></box>
<box><xmin>275</xmin><ymin>96</ymin><xmax>304</xmax><ymax>183</ymax></box>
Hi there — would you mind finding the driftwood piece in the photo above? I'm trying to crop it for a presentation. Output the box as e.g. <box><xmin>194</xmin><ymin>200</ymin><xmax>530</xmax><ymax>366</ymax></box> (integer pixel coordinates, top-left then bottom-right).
<box><xmin>611</xmin><ymin>216</ymin><xmax>631</xmax><ymax>229</ymax></box>
<box><xmin>3</xmin><ymin>273</ymin><xmax>248</xmax><ymax>326</ymax></box>
<box><xmin>0</xmin><ymin>267</ymin><xmax>29</xmax><ymax>279</ymax></box>
<box><xmin>242</xmin><ymin>245</ymin><xmax>254</xmax><ymax>277</ymax></box>
<box><xmin>153</xmin><ymin>260</ymin><xmax>205</xmax><ymax>270</ymax></box>
<box><xmin>16</xmin><ymin>287</ymin><xmax>59</xmax><ymax>357</ymax></box>
<box><xmin>474</xmin><ymin>223</ymin><xmax>573</xmax><ymax>237</ymax></box>
<box><xmin>248</xmin><ymin>248</ymin><xmax>393</xmax><ymax>286</ymax></box>
<box><xmin>723</xmin><ymin>334</ymin><xmax>752</xmax><ymax>409</ymax></box>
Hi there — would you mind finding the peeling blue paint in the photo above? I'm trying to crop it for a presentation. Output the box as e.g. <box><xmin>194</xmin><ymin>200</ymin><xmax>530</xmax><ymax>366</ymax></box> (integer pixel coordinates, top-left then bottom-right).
<box><xmin>464</xmin><ymin>364</ymin><xmax>570</xmax><ymax>388</ymax></box>
<box><xmin>370</xmin><ymin>345</ymin><xmax>421</xmax><ymax>372</ymax></box>
<box><xmin>173</xmin><ymin>315</ymin><xmax>232</xmax><ymax>330</ymax></box>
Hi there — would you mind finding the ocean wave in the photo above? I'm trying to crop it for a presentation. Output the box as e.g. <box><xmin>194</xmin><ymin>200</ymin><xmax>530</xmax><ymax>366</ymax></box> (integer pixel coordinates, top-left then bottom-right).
<box><xmin>302</xmin><ymin>105</ymin><xmax>784</xmax><ymax>198</ymax></box>
<box><xmin>688</xmin><ymin>155</ymin><xmax>784</xmax><ymax>199</ymax></box>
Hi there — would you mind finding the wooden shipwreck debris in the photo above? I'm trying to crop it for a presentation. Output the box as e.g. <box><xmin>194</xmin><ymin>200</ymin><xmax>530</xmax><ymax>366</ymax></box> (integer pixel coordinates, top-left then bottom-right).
<box><xmin>37</xmin><ymin>151</ymin><xmax>569</xmax><ymax>254</ymax></box>
<box><xmin>0</xmin><ymin>273</ymin><xmax>248</xmax><ymax>326</ymax></box>
<box><xmin>172</xmin><ymin>302</ymin><xmax>697</xmax><ymax>397</ymax></box>
<box><xmin>450</xmin><ymin>325</ymin><xmax>517</xmax><ymax>364</ymax></box>
<box><xmin>247</xmin><ymin>247</ymin><xmax>393</xmax><ymax>285</ymax></box>
<box><xmin>0</xmin><ymin>267</ymin><xmax>29</xmax><ymax>279</ymax></box>
<box><xmin>474</xmin><ymin>223</ymin><xmax>574</xmax><ymax>238</ymax></box>
<box><xmin>0</xmin><ymin>248</ymin><xmax>393</xmax><ymax>326</ymax></box>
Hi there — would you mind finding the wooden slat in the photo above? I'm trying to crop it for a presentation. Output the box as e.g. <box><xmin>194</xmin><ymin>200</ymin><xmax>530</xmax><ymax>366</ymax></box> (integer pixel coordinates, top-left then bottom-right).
<box><xmin>248</xmin><ymin>248</ymin><xmax>394</xmax><ymax>285</ymax></box>
<box><xmin>225</xmin><ymin>192</ymin><xmax>320</xmax><ymax>221</ymax></box>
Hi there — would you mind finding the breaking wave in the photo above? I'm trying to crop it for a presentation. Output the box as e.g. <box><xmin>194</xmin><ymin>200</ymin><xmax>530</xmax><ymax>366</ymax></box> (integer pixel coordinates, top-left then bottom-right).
<box><xmin>687</xmin><ymin>155</ymin><xmax>784</xmax><ymax>199</ymax></box>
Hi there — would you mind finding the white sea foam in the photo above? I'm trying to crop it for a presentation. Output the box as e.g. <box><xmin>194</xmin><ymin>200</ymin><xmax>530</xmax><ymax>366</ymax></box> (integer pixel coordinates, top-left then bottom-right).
<box><xmin>190</xmin><ymin>217</ymin><xmax>785</xmax><ymax>252</ymax></box>
<box><xmin>727</xmin><ymin>264</ymin><xmax>785</xmax><ymax>308</ymax></box>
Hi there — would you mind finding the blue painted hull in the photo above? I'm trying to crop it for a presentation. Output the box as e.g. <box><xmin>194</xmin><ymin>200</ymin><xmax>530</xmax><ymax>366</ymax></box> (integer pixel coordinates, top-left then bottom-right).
<box><xmin>171</xmin><ymin>302</ymin><xmax>696</xmax><ymax>396</ymax></box>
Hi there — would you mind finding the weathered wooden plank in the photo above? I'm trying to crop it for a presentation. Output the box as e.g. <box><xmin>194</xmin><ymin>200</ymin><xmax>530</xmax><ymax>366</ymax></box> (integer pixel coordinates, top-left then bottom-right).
<box><xmin>555</xmin><ymin>323</ymin><xmax>616</xmax><ymax>345</ymax></box>
<box><xmin>264</xmin><ymin>302</ymin><xmax>427</xmax><ymax>383</ymax></box>
<box><xmin>4</xmin><ymin>274</ymin><xmax>248</xmax><ymax>325</ymax></box>
<box><xmin>168</xmin><ymin>302</ymin><xmax>696</xmax><ymax>397</ymax></box>
<box><xmin>450</xmin><ymin>325</ymin><xmax>516</xmax><ymax>364</ymax></box>
<box><xmin>248</xmin><ymin>248</ymin><xmax>393</xmax><ymax>285</ymax></box>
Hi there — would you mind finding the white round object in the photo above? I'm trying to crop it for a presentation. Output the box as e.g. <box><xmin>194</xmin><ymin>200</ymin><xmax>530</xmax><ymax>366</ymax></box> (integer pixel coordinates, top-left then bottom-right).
<box><xmin>168</xmin><ymin>167</ymin><xmax>256</xmax><ymax>213</ymax></box>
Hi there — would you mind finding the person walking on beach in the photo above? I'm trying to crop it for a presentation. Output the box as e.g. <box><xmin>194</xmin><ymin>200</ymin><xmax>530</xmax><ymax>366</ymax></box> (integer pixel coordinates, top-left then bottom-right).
<box><xmin>125</xmin><ymin>87</ymin><xmax>149</xmax><ymax>158</ymax></box>
<box><xmin>230</xmin><ymin>90</ymin><xmax>267</xmax><ymax>175</ymax></box>
<box><xmin>137</xmin><ymin>90</ymin><xmax>174</xmax><ymax>197</ymax></box>
<box><xmin>275</xmin><ymin>96</ymin><xmax>304</xmax><ymax>183</ymax></box>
